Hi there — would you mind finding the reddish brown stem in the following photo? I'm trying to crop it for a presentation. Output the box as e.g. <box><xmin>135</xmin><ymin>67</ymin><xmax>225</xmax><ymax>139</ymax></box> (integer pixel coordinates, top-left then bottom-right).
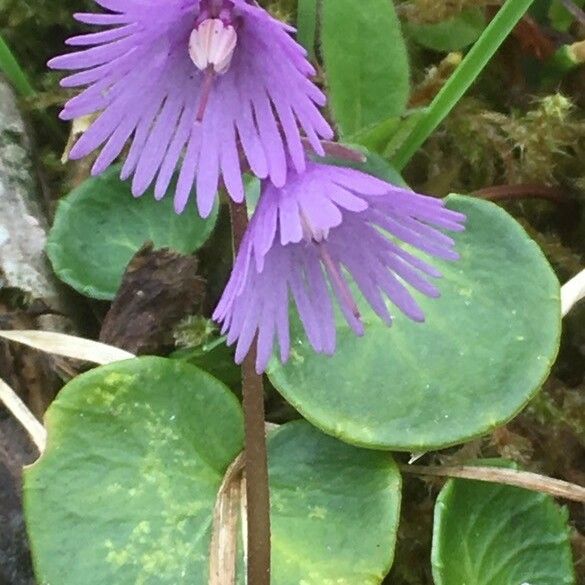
<box><xmin>228</xmin><ymin>199</ymin><xmax>271</xmax><ymax>585</ymax></box>
<box><xmin>473</xmin><ymin>183</ymin><xmax>566</xmax><ymax>204</ymax></box>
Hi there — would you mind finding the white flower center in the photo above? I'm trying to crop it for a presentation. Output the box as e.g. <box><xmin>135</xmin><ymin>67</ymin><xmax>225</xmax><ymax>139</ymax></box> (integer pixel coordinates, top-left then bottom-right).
<box><xmin>189</xmin><ymin>19</ymin><xmax>237</xmax><ymax>75</ymax></box>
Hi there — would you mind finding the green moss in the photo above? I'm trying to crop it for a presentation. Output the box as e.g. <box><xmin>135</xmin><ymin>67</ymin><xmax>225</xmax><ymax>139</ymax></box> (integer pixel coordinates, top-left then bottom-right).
<box><xmin>419</xmin><ymin>94</ymin><xmax>585</xmax><ymax>194</ymax></box>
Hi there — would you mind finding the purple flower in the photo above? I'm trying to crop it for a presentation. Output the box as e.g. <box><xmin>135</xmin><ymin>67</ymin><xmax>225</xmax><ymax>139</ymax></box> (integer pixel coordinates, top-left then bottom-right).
<box><xmin>213</xmin><ymin>162</ymin><xmax>466</xmax><ymax>373</ymax></box>
<box><xmin>49</xmin><ymin>0</ymin><xmax>333</xmax><ymax>217</ymax></box>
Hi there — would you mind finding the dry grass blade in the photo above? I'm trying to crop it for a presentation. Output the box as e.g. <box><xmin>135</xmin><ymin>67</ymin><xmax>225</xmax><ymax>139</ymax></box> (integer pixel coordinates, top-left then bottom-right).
<box><xmin>402</xmin><ymin>464</ymin><xmax>585</xmax><ymax>502</ymax></box>
<box><xmin>209</xmin><ymin>454</ymin><xmax>245</xmax><ymax>585</ymax></box>
<box><xmin>0</xmin><ymin>330</ymin><xmax>135</xmax><ymax>365</ymax></box>
<box><xmin>0</xmin><ymin>377</ymin><xmax>47</xmax><ymax>453</ymax></box>
<box><xmin>240</xmin><ymin>474</ymin><xmax>248</xmax><ymax>579</ymax></box>
<box><xmin>561</xmin><ymin>268</ymin><xmax>585</xmax><ymax>316</ymax></box>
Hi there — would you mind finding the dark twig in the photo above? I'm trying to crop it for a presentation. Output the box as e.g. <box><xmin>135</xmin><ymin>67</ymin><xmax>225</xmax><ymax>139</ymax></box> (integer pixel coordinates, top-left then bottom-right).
<box><xmin>228</xmin><ymin>199</ymin><xmax>271</xmax><ymax>585</ymax></box>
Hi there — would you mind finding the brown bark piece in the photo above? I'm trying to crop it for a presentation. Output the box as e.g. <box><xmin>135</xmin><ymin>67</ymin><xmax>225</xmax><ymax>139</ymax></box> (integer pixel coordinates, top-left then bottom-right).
<box><xmin>100</xmin><ymin>244</ymin><xmax>205</xmax><ymax>355</ymax></box>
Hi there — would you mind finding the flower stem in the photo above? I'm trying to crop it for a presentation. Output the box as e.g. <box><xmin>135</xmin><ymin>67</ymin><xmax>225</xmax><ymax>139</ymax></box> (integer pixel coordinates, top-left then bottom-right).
<box><xmin>228</xmin><ymin>199</ymin><xmax>271</xmax><ymax>585</ymax></box>
<box><xmin>392</xmin><ymin>0</ymin><xmax>536</xmax><ymax>170</ymax></box>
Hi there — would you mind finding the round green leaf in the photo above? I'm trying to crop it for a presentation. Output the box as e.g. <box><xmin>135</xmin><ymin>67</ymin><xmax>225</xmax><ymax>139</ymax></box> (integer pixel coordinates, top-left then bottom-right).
<box><xmin>47</xmin><ymin>166</ymin><xmax>218</xmax><ymax>299</ymax></box>
<box><xmin>269</xmin><ymin>422</ymin><xmax>401</xmax><ymax>584</ymax></box>
<box><xmin>432</xmin><ymin>461</ymin><xmax>575</xmax><ymax>585</ymax></box>
<box><xmin>24</xmin><ymin>358</ymin><xmax>402</xmax><ymax>584</ymax></box>
<box><xmin>268</xmin><ymin>195</ymin><xmax>561</xmax><ymax>451</ymax></box>
<box><xmin>24</xmin><ymin>357</ymin><xmax>244</xmax><ymax>584</ymax></box>
<box><xmin>405</xmin><ymin>9</ymin><xmax>486</xmax><ymax>52</ymax></box>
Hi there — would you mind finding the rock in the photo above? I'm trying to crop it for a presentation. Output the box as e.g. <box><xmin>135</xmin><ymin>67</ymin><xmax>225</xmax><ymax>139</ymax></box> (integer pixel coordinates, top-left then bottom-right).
<box><xmin>0</xmin><ymin>76</ymin><xmax>77</xmax><ymax>585</ymax></box>
<box><xmin>0</xmin><ymin>75</ymin><xmax>76</xmax><ymax>412</ymax></box>
<box><xmin>0</xmin><ymin>76</ymin><xmax>70</xmax><ymax>315</ymax></box>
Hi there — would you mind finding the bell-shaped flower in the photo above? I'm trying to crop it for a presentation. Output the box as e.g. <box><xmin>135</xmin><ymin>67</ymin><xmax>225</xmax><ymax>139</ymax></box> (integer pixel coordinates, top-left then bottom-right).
<box><xmin>214</xmin><ymin>161</ymin><xmax>466</xmax><ymax>373</ymax></box>
<box><xmin>50</xmin><ymin>0</ymin><xmax>333</xmax><ymax>216</ymax></box>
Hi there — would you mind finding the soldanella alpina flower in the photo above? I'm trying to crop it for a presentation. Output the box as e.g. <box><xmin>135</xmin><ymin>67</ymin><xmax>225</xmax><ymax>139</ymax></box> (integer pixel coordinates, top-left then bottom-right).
<box><xmin>214</xmin><ymin>162</ymin><xmax>466</xmax><ymax>373</ymax></box>
<box><xmin>49</xmin><ymin>0</ymin><xmax>333</xmax><ymax>216</ymax></box>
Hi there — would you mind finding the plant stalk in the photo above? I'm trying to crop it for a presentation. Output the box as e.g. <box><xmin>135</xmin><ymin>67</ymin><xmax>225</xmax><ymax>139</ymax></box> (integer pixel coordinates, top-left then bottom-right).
<box><xmin>228</xmin><ymin>199</ymin><xmax>271</xmax><ymax>585</ymax></box>
<box><xmin>392</xmin><ymin>0</ymin><xmax>536</xmax><ymax>170</ymax></box>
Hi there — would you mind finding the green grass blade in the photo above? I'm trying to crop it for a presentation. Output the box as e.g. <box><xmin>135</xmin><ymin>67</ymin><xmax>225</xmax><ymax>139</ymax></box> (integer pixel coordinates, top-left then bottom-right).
<box><xmin>392</xmin><ymin>0</ymin><xmax>535</xmax><ymax>170</ymax></box>
<box><xmin>0</xmin><ymin>35</ymin><xmax>36</xmax><ymax>98</ymax></box>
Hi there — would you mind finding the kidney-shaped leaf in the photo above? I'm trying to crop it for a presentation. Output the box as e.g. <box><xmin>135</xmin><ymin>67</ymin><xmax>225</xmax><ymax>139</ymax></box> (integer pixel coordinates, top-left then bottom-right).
<box><xmin>321</xmin><ymin>0</ymin><xmax>410</xmax><ymax>138</ymax></box>
<box><xmin>47</xmin><ymin>166</ymin><xmax>218</xmax><ymax>300</ymax></box>
<box><xmin>24</xmin><ymin>357</ymin><xmax>401</xmax><ymax>584</ymax></box>
<box><xmin>268</xmin><ymin>195</ymin><xmax>561</xmax><ymax>451</ymax></box>
<box><xmin>25</xmin><ymin>357</ymin><xmax>243</xmax><ymax>583</ymax></box>
<box><xmin>269</xmin><ymin>422</ymin><xmax>401</xmax><ymax>584</ymax></box>
<box><xmin>432</xmin><ymin>461</ymin><xmax>575</xmax><ymax>585</ymax></box>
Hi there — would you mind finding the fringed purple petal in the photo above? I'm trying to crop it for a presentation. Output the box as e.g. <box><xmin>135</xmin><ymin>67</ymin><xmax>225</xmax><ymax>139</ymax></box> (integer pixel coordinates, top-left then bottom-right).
<box><xmin>51</xmin><ymin>0</ymin><xmax>332</xmax><ymax>215</ymax></box>
<box><xmin>214</xmin><ymin>161</ymin><xmax>466</xmax><ymax>371</ymax></box>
